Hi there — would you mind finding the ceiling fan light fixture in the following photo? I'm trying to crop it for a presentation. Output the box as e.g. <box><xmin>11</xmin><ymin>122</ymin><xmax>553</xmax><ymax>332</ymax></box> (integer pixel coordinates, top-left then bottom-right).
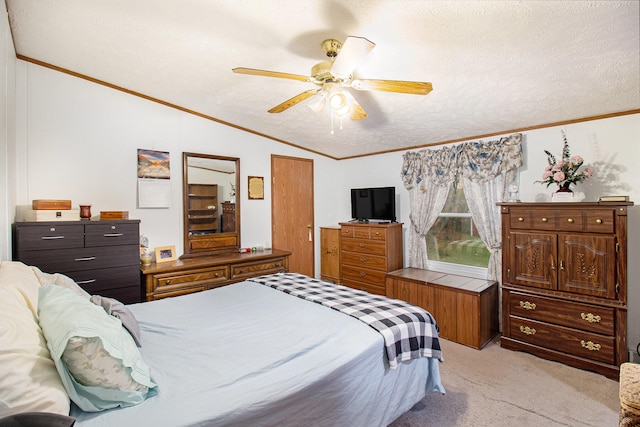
<box><xmin>329</xmin><ymin>90</ymin><xmax>348</xmax><ymax>110</ymax></box>
<box><xmin>308</xmin><ymin>92</ymin><xmax>326</xmax><ymax>113</ymax></box>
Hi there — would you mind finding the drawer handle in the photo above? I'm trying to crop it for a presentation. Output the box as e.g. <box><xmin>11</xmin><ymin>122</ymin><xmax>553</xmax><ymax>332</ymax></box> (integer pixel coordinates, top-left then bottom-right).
<box><xmin>567</xmin><ymin>218</ymin><xmax>574</xmax><ymax>223</ymax></box>
<box><xmin>359</xmin><ymin>257</ymin><xmax>367</xmax><ymax>262</ymax></box>
<box><xmin>580</xmin><ymin>312</ymin><xmax>601</xmax><ymax>323</ymax></box>
<box><xmin>75</xmin><ymin>279</ymin><xmax>96</xmax><ymax>285</ymax></box>
<box><xmin>580</xmin><ymin>340</ymin><xmax>601</xmax><ymax>351</ymax></box>
<box><xmin>41</xmin><ymin>236</ymin><xmax>65</xmax><ymax>240</ymax></box>
<box><xmin>541</xmin><ymin>217</ymin><xmax>548</xmax><ymax>223</ymax></box>
<box><xmin>103</xmin><ymin>233</ymin><xmax>124</xmax><ymax>237</ymax></box>
<box><xmin>74</xmin><ymin>256</ymin><xmax>96</xmax><ymax>262</ymax></box>
<box><xmin>517</xmin><ymin>217</ymin><xmax>524</xmax><ymax>222</ymax></box>
<box><xmin>359</xmin><ymin>271</ymin><xmax>366</xmax><ymax>277</ymax></box>
<box><xmin>519</xmin><ymin>301</ymin><xmax>536</xmax><ymax>310</ymax></box>
<box><xmin>519</xmin><ymin>326</ymin><xmax>536</xmax><ymax>336</ymax></box>
<box><xmin>359</xmin><ymin>243</ymin><xmax>365</xmax><ymax>248</ymax></box>
<box><xmin>595</xmin><ymin>218</ymin><xmax>602</xmax><ymax>224</ymax></box>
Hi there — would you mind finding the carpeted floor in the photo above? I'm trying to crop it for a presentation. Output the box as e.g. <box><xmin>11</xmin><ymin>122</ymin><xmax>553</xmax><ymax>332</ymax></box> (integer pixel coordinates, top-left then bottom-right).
<box><xmin>390</xmin><ymin>336</ymin><xmax>620</xmax><ymax>426</ymax></box>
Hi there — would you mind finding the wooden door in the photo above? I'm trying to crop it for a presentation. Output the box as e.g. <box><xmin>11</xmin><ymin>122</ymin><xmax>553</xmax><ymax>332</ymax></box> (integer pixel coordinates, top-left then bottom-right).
<box><xmin>509</xmin><ymin>231</ymin><xmax>557</xmax><ymax>290</ymax></box>
<box><xmin>271</xmin><ymin>155</ymin><xmax>314</xmax><ymax>276</ymax></box>
<box><xmin>557</xmin><ymin>233</ymin><xmax>616</xmax><ymax>299</ymax></box>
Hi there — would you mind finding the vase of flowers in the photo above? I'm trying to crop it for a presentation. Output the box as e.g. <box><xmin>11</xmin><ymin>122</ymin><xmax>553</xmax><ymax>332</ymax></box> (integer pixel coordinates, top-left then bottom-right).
<box><xmin>535</xmin><ymin>131</ymin><xmax>593</xmax><ymax>194</ymax></box>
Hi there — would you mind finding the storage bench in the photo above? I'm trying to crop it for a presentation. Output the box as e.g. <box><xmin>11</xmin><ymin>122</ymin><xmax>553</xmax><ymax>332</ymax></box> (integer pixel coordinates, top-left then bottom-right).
<box><xmin>385</xmin><ymin>267</ymin><xmax>499</xmax><ymax>349</ymax></box>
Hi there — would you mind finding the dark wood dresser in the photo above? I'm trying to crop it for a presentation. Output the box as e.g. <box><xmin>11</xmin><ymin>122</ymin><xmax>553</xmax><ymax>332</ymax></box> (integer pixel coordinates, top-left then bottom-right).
<box><xmin>499</xmin><ymin>202</ymin><xmax>632</xmax><ymax>379</ymax></box>
<box><xmin>339</xmin><ymin>222</ymin><xmax>403</xmax><ymax>295</ymax></box>
<box><xmin>13</xmin><ymin>219</ymin><xmax>142</xmax><ymax>303</ymax></box>
<box><xmin>141</xmin><ymin>249</ymin><xmax>290</xmax><ymax>301</ymax></box>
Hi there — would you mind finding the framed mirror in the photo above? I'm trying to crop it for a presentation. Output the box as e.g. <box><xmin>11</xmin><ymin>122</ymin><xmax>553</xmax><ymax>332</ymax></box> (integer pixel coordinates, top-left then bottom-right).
<box><xmin>181</xmin><ymin>152</ymin><xmax>240</xmax><ymax>258</ymax></box>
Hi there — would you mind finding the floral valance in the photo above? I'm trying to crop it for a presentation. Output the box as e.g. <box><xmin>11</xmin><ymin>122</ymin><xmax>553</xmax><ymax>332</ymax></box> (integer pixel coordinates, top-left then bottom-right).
<box><xmin>401</xmin><ymin>133</ymin><xmax>522</xmax><ymax>189</ymax></box>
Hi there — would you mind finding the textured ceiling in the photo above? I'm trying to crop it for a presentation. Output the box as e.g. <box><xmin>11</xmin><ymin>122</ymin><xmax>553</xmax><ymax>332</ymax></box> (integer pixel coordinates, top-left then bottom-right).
<box><xmin>6</xmin><ymin>0</ymin><xmax>640</xmax><ymax>159</ymax></box>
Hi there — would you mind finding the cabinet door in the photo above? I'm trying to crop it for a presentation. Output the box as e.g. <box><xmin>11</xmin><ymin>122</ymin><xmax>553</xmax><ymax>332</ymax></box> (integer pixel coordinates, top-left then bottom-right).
<box><xmin>509</xmin><ymin>231</ymin><xmax>557</xmax><ymax>290</ymax></box>
<box><xmin>558</xmin><ymin>234</ymin><xmax>616</xmax><ymax>299</ymax></box>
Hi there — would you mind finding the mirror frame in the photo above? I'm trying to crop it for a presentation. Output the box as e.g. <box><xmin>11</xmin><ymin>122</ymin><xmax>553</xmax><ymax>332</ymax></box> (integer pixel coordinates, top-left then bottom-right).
<box><xmin>181</xmin><ymin>152</ymin><xmax>241</xmax><ymax>258</ymax></box>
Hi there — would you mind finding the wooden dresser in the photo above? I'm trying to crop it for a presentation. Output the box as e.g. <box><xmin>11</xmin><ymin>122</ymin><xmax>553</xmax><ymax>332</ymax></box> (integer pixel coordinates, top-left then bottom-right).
<box><xmin>386</xmin><ymin>268</ymin><xmax>499</xmax><ymax>349</ymax></box>
<box><xmin>13</xmin><ymin>219</ymin><xmax>142</xmax><ymax>303</ymax></box>
<box><xmin>339</xmin><ymin>222</ymin><xmax>403</xmax><ymax>295</ymax></box>
<box><xmin>320</xmin><ymin>226</ymin><xmax>341</xmax><ymax>283</ymax></box>
<box><xmin>499</xmin><ymin>202</ymin><xmax>632</xmax><ymax>379</ymax></box>
<box><xmin>141</xmin><ymin>249</ymin><xmax>290</xmax><ymax>301</ymax></box>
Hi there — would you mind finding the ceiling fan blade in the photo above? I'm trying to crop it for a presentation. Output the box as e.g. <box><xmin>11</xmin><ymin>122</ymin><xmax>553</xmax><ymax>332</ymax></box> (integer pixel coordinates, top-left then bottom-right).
<box><xmin>268</xmin><ymin>89</ymin><xmax>320</xmax><ymax>113</ymax></box>
<box><xmin>342</xmin><ymin>91</ymin><xmax>367</xmax><ymax>121</ymax></box>
<box><xmin>232</xmin><ymin>67</ymin><xmax>312</xmax><ymax>83</ymax></box>
<box><xmin>331</xmin><ymin>36</ymin><xmax>375</xmax><ymax>79</ymax></box>
<box><xmin>351</xmin><ymin>78</ymin><xmax>433</xmax><ymax>95</ymax></box>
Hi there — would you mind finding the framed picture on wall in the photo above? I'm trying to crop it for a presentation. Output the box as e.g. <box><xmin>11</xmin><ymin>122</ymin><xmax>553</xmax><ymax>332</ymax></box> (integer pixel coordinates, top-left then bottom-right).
<box><xmin>248</xmin><ymin>176</ymin><xmax>264</xmax><ymax>200</ymax></box>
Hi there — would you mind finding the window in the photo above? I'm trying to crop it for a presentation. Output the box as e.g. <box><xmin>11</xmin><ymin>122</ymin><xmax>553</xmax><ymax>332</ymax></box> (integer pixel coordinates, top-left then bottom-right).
<box><xmin>426</xmin><ymin>181</ymin><xmax>489</xmax><ymax>277</ymax></box>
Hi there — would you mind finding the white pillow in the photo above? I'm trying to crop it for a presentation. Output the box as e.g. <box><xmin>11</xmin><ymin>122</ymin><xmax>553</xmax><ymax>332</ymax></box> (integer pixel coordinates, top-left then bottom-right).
<box><xmin>38</xmin><ymin>285</ymin><xmax>157</xmax><ymax>412</ymax></box>
<box><xmin>0</xmin><ymin>262</ymin><xmax>70</xmax><ymax>418</ymax></box>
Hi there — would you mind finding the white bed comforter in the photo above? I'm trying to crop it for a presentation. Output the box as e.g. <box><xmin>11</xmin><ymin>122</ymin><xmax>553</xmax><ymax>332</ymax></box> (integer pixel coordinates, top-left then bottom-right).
<box><xmin>72</xmin><ymin>281</ymin><xmax>444</xmax><ymax>427</ymax></box>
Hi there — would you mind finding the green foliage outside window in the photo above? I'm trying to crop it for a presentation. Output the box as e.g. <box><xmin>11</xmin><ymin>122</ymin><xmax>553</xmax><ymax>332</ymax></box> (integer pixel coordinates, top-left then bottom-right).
<box><xmin>426</xmin><ymin>183</ymin><xmax>490</xmax><ymax>268</ymax></box>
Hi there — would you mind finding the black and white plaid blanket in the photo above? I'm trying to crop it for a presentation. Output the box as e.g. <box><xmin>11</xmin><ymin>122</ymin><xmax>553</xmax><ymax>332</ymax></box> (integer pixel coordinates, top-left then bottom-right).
<box><xmin>249</xmin><ymin>272</ymin><xmax>442</xmax><ymax>369</ymax></box>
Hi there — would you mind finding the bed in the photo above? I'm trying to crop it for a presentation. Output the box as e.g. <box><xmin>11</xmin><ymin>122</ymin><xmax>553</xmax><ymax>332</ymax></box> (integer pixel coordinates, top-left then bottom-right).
<box><xmin>0</xmin><ymin>261</ymin><xmax>444</xmax><ymax>427</ymax></box>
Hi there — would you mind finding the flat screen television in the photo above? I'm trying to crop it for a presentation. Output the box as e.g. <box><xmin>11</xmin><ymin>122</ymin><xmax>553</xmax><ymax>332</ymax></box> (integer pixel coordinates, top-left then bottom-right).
<box><xmin>350</xmin><ymin>186</ymin><xmax>396</xmax><ymax>222</ymax></box>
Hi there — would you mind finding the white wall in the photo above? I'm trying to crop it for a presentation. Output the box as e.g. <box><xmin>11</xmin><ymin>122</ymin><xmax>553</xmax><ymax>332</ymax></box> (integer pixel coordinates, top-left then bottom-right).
<box><xmin>340</xmin><ymin>114</ymin><xmax>640</xmax><ymax>354</ymax></box>
<box><xmin>0</xmin><ymin>8</ymin><xmax>16</xmax><ymax>261</ymax></box>
<box><xmin>8</xmin><ymin>59</ymin><xmax>640</xmax><ymax>353</ymax></box>
<box><xmin>12</xmin><ymin>61</ymin><xmax>346</xmax><ymax>265</ymax></box>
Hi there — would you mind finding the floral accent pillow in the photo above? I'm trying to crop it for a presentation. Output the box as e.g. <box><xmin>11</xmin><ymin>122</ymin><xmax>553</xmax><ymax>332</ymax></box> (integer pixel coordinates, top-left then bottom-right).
<box><xmin>38</xmin><ymin>285</ymin><xmax>157</xmax><ymax>412</ymax></box>
<box><xmin>62</xmin><ymin>336</ymin><xmax>148</xmax><ymax>392</ymax></box>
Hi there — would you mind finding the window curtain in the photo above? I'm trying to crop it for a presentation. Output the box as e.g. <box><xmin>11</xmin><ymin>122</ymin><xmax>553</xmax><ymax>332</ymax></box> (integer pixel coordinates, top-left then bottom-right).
<box><xmin>401</xmin><ymin>133</ymin><xmax>522</xmax><ymax>280</ymax></box>
<box><xmin>401</xmin><ymin>148</ymin><xmax>457</xmax><ymax>268</ymax></box>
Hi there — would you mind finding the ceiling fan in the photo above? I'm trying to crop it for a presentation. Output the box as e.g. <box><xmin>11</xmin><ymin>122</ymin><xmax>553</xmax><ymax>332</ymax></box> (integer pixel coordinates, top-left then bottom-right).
<box><xmin>232</xmin><ymin>36</ymin><xmax>433</xmax><ymax>121</ymax></box>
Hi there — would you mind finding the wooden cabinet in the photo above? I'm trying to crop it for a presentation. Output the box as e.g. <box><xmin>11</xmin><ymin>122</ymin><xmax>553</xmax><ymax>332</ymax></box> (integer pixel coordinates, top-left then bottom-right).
<box><xmin>386</xmin><ymin>268</ymin><xmax>498</xmax><ymax>349</ymax></box>
<box><xmin>221</xmin><ymin>202</ymin><xmax>236</xmax><ymax>232</ymax></box>
<box><xmin>320</xmin><ymin>227</ymin><xmax>341</xmax><ymax>283</ymax></box>
<box><xmin>141</xmin><ymin>249</ymin><xmax>290</xmax><ymax>301</ymax></box>
<box><xmin>339</xmin><ymin>222</ymin><xmax>403</xmax><ymax>295</ymax></box>
<box><xmin>13</xmin><ymin>220</ymin><xmax>142</xmax><ymax>303</ymax></box>
<box><xmin>187</xmin><ymin>184</ymin><xmax>219</xmax><ymax>235</ymax></box>
<box><xmin>499</xmin><ymin>202</ymin><xmax>632</xmax><ymax>379</ymax></box>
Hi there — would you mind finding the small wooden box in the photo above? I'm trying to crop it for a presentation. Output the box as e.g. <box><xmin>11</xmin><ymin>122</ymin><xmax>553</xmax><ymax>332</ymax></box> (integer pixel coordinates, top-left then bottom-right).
<box><xmin>32</xmin><ymin>199</ymin><xmax>72</xmax><ymax>210</ymax></box>
<box><xmin>17</xmin><ymin>206</ymin><xmax>80</xmax><ymax>222</ymax></box>
<box><xmin>100</xmin><ymin>211</ymin><xmax>129</xmax><ymax>220</ymax></box>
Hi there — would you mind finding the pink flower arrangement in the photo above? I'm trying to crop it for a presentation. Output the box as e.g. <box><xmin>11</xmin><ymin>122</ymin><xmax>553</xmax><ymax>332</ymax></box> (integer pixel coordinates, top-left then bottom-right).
<box><xmin>536</xmin><ymin>131</ymin><xmax>593</xmax><ymax>189</ymax></box>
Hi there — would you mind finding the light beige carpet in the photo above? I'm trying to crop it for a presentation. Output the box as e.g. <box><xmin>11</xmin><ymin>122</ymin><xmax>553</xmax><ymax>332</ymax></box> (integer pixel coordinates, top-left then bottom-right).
<box><xmin>390</xmin><ymin>337</ymin><xmax>619</xmax><ymax>426</ymax></box>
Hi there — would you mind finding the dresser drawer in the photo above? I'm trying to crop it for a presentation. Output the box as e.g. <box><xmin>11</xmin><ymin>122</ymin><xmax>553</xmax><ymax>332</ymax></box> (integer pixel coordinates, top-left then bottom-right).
<box><xmin>555</xmin><ymin>209</ymin><xmax>584</xmax><ymax>232</ymax></box>
<box><xmin>67</xmin><ymin>265</ymin><xmax>141</xmax><ymax>302</ymax></box>
<box><xmin>342</xmin><ymin>265</ymin><xmax>387</xmax><ymax>287</ymax></box>
<box><xmin>15</xmin><ymin>224</ymin><xmax>84</xmax><ymax>250</ymax></box>
<box><xmin>341</xmin><ymin>251</ymin><xmax>387</xmax><ymax>271</ymax></box>
<box><xmin>341</xmin><ymin>226</ymin><xmax>357</xmax><ymax>238</ymax></box>
<box><xmin>18</xmin><ymin>245</ymin><xmax>140</xmax><ymax>273</ymax></box>
<box><xmin>508</xmin><ymin>317</ymin><xmax>615</xmax><ymax>364</ymax></box>
<box><xmin>341</xmin><ymin>239</ymin><xmax>386</xmax><ymax>256</ymax></box>
<box><xmin>530</xmin><ymin>210</ymin><xmax>559</xmax><ymax>231</ymax></box>
<box><xmin>85</xmin><ymin>223</ymin><xmax>140</xmax><ymax>247</ymax></box>
<box><xmin>230</xmin><ymin>258</ymin><xmax>287</xmax><ymax>280</ymax></box>
<box><xmin>508</xmin><ymin>292</ymin><xmax>614</xmax><ymax>335</ymax></box>
<box><xmin>509</xmin><ymin>208</ymin><xmax>531</xmax><ymax>229</ymax></box>
<box><xmin>584</xmin><ymin>209</ymin><xmax>615</xmax><ymax>233</ymax></box>
<box><xmin>154</xmin><ymin>266</ymin><xmax>229</xmax><ymax>293</ymax></box>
